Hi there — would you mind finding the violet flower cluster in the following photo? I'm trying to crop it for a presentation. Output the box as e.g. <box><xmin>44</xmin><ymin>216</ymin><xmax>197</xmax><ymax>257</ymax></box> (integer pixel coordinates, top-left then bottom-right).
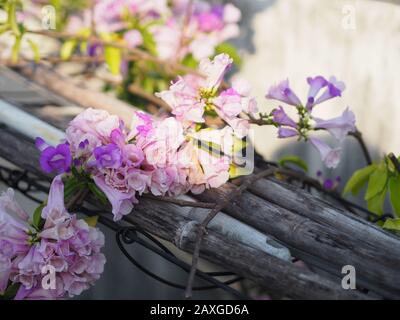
<box><xmin>66</xmin><ymin>0</ymin><xmax>241</xmax><ymax>62</ymax></box>
<box><xmin>265</xmin><ymin>76</ymin><xmax>356</xmax><ymax>168</ymax></box>
<box><xmin>37</xmin><ymin>54</ymin><xmax>254</xmax><ymax>222</ymax></box>
<box><xmin>0</xmin><ymin>176</ymin><xmax>106</xmax><ymax>300</ymax></box>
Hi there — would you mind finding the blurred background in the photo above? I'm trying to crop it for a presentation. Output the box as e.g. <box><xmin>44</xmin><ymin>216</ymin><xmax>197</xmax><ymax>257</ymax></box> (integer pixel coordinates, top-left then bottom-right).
<box><xmin>1</xmin><ymin>0</ymin><xmax>399</xmax><ymax>299</ymax></box>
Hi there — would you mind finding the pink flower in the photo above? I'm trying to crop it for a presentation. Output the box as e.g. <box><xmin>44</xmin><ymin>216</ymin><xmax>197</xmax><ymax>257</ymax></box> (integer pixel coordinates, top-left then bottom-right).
<box><xmin>309</xmin><ymin>137</ymin><xmax>342</xmax><ymax>169</ymax></box>
<box><xmin>1</xmin><ymin>176</ymin><xmax>106</xmax><ymax>299</ymax></box>
<box><xmin>214</xmin><ymin>90</ymin><xmax>243</xmax><ymax>118</ymax></box>
<box><xmin>66</xmin><ymin>108</ymin><xmax>121</xmax><ymax>159</ymax></box>
<box><xmin>197</xmin><ymin>149</ymin><xmax>230</xmax><ymax>189</ymax></box>
<box><xmin>0</xmin><ymin>188</ymin><xmax>29</xmax><ymax>221</ymax></box>
<box><xmin>156</xmin><ymin>77</ymin><xmax>205</xmax><ymax>124</ymax></box>
<box><xmin>150</xmin><ymin>167</ymin><xmax>176</xmax><ymax>196</ymax></box>
<box><xmin>213</xmin><ymin>88</ymin><xmax>257</xmax><ymax>138</ymax></box>
<box><xmin>124</xmin><ymin>29</ymin><xmax>143</xmax><ymax>48</ymax></box>
<box><xmin>123</xmin><ymin>144</ymin><xmax>144</xmax><ymax>167</ymax></box>
<box><xmin>223</xmin><ymin>4</ymin><xmax>241</xmax><ymax>24</ymax></box>
<box><xmin>41</xmin><ymin>175</ymin><xmax>68</xmax><ymax>225</ymax></box>
<box><xmin>93</xmin><ymin>175</ymin><xmax>136</xmax><ymax>221</ymax></box>
<box><xmin>139</xmin><ymin>117</ymin><xmax>185</xmax><ymax>167</ymax></box>
<box><xmin>129</xmin><ymin>112</ymin><xmax>154</xmax><ymax>139</ymax></box>
<box><xmin>196</xmin><ymin>12</ymin><xmax>224</xmax><ymax>32</ymax></box>
<box><xmin>189</xmin><ymin>34</ymin><xmax>218</xmax><ymax>61</ymax></box>
<box><xmin>151</xmin><ymin>21</ymin><xmax>182</xmax><ymax>60</ymax></box>
<box><xmin>232</xmin><ymin>77</ymin><xmax>252</xmax><ymax>97</ymax></box>
<box><xmin>127</xmin><ymin>169</ymin><xmax>151</xmax><ymax>195</ymax></box>
<box><xmin>199</xmin><ymin>53</ymin><xmax>233</xmax><ymax>89</ymax></box>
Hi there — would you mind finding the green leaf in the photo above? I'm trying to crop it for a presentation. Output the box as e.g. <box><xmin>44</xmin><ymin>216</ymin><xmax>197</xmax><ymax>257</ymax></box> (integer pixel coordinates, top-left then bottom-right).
<box><xmin>84</xmin><ymin>215</ymin><xmax>99</xmax><ymax>227</ymax></box>
<box><xmin>182</xmin><ymin>54</ymin><xmax>198</xmax><ymax>69</ymax></box>
<box><xmin>104</xmin><ymin>46</ymin><xmax>121</xmax><ymax>75</ymax></box>
<box><xmin>11</xmin><ymin>35</ymin><xmax>21</xmax><ymax>63</ymax></box>
<box><xmin>382</xmin><ymin>218</ymin><xmax>400</xmax><ymax>231</ymax></box>
<box><xmin>141</xmin><ymin>28</ymin><xmax>157</xmax><ymax>55</ymax></box>
<box><xmin>88</xmin><ymin>182</ymin><xmax>108</xmax><ymax>205</ymax></box>
<box><xmin>367</xmin><ymin>188</ymin><xmax>387</xmax><ymax>215</ymax></box>
<box><xmin>64</xmin><ymin>175</ymin><xmax>86</xmax><ymax>201</ymax></box>
<box><xmin>27</xmin><ymin>39</ymin><xmax>40</xmax><ymax>63</ymax></box>
<box><xmin>32</xmin><ymin>203</ymin><xmax>45</xmax><ymax>230</ymax></box>
<box><xmin>215</xmin><ymin>42</ymin><xmax>242</xmax><ymax>67</ymax></box>
<box><xmin>60</xmin><ymin>39</ymin><xmax>77</xmax><ymax>60</ymax></box>
<box><xmin>365</xmin><ymin>166</ymin><xmax>388</xmax><ymax>200</ymax></box>
<box><xmin>1</xmin><ymin>282</ymin><xmax>21</xmax><ymax>300</ymax></box>
<box><xmin>0</xmin><ymin>23</ymin><xmax>9</xmax><ymax>35</ymax></box>
<box><xmin>389</xmin><ymin>175</ymin><xmax>400</xmax><ymax>217</ymax></box>
<box><xmin>278</xmin><ymin>155</ymin><xmax>308</xmax><ymax>172</ymax></box>
<box><xmin>8</xmin><ymin>1</ymin><xmax>20</xmax><ymax>37</ymax></box>
<box><xmin>344</xmin><ymin>164</ymin><xmax>376</xmax><ymax>196</ymax></box>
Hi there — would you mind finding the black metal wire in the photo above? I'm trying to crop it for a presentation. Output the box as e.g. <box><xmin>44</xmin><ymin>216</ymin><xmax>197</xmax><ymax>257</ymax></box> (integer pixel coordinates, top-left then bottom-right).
<box><xmin>76</xmin><ymin>207</ymin><xmax>245</xmax><ymax>296</ymax></box>
<box><xmin>115</xmin><ymin>227</ymin><xmax>246</xmax><ymax>297</ymax></box>
<box><xmin>0</xmin><ymin>159</ymin><xmax>397</xmax><ymax>299</ymax></box>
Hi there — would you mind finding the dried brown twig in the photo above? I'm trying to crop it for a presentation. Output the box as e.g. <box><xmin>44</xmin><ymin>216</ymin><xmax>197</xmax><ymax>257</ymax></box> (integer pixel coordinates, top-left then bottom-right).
<box><xmin>26</xmin><ymin>29</ymin><xmax>203</xmax><ymax>77</ymax></box>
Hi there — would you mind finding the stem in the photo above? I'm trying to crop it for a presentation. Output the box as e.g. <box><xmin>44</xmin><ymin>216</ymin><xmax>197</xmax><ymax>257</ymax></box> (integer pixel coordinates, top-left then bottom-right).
<box><xmin>349</xmin><ymin>130</ymin><xmax>373</xmax><ymax>165</ymax></box>
<box><xmin>388</xmin><ymin>153</ymin><xmax>400</xmax><ymax>174</ymax></box>
<box><xmin>128</xmin><ymin>84</ymin><xmax>171</xmax><ymax>112</ymax></box>
<box><xmin>66</xmin><ymin>189</ymin><xmax>89</xmax><ymax>211</ymax></box>
<box><xmin>25</xmin><ymin>29</ymin><xmax>202</xmax><ymax>77</ymax></box>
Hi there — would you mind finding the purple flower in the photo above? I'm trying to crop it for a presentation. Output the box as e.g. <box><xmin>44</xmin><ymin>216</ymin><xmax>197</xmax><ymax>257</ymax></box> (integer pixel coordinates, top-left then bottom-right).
<box><xmin>323</xmin><ymin>179</ymin><xmax>334</xmax><ymax>190</ymax></box>
<box><xmin>0</xmin><ymin>176</ymin><xmax>106</xmax><ymax>300</ymax></box>
<box><xmin>87</xmin><ymin>43</ymin><xmax>102</xmax><ymax>57</ymax></box>
<box><xmin>93</xmin><ymin>175</ymin><xmax>136</xmax><ymax>221</ymax></box>
<box><xmin>307</xmin><ymin>76</ymin><xmax>345</xmax><ymax>109</ymax></box>
<box><xmin>278</xmin><ymin>128</ymin><xmax>299</xmax><ymax>138</ymax></box>
<box><xmin>272</xmin><ymin>106</ymin><xmax>297</xmax><ymax>128</ymax></box>
<box><xmin>306</xmin><ymin>76</ymin><xmax>328</xmax><ymax>109</ymax></box>
<box><xmin>36</xmin><ymin>139</ymin><xmax>72</xmax><ymax>174</ymax></box>
<box><xmin>316</xmin><ymin>171</ymin><xmax>342</xmax><ymax>190</ymax></box>
<box><xmin>266</xmin><ymin>79</ymin><xmax>302</xmax><ymax>107</ymax></box>
<box><xmin>41</xmin><ymin>175</ymin><xmax>68</xmax><ymax>223</ymax></box>
<box><xmin>93</xmin><ymin>144</ymin><xmax>122</xmax><ymax>169</ymax></box>
<box><xmin>317</xmin><ymin>76</ymin><xmax>346</xmax><ymax>104</ymax></box>
<box><xmin>313</xmin><ymin>108</ymin><xmax>356</xmax><ymax>142</ymax></box>
<box><xmin>309</xmin><ymin>137</ymin><xmax>342</xmax><ymax>169</ymax></box>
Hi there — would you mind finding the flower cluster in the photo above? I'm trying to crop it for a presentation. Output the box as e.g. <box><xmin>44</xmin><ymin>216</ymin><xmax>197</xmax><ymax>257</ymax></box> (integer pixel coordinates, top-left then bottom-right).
<box><xmin>157</xmin><ymin>53</ymin><xmax>258</xmax><ymax>138</ymax></box>
<box><xmin>63</xmin><ymin>110</ymin><xmax>231</xmax><ymax>221</ymax></box>
<box><xmin>65</xmin><ymin>0</ymin><xmax>241</xmax><ymax>62</ymax></box>
<box><xmin>153</xmin><ymin>0</ymin><xmax>241</xmax><ymax>61</ymax></box>
<box><xmin>36</xmin><ymin>54</ymin><xmax>254</xmax><ymax>222</ymax></box>
<box><xmin>0</xmin><ymin>176</ymin><xmax>106</xmax><ymax>300</ymax></box>
<box><xmin>265</xmin><ymin>76</ymin><xmax>356</xmax><ymax>168</ymax></box>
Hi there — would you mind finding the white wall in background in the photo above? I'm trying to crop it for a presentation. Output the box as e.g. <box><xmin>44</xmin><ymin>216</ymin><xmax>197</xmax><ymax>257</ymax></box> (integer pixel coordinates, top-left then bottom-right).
<box><xmin>235</xmin><ymin>0</ymin><xmax>400</xmax><ymax>162</ymax></box>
